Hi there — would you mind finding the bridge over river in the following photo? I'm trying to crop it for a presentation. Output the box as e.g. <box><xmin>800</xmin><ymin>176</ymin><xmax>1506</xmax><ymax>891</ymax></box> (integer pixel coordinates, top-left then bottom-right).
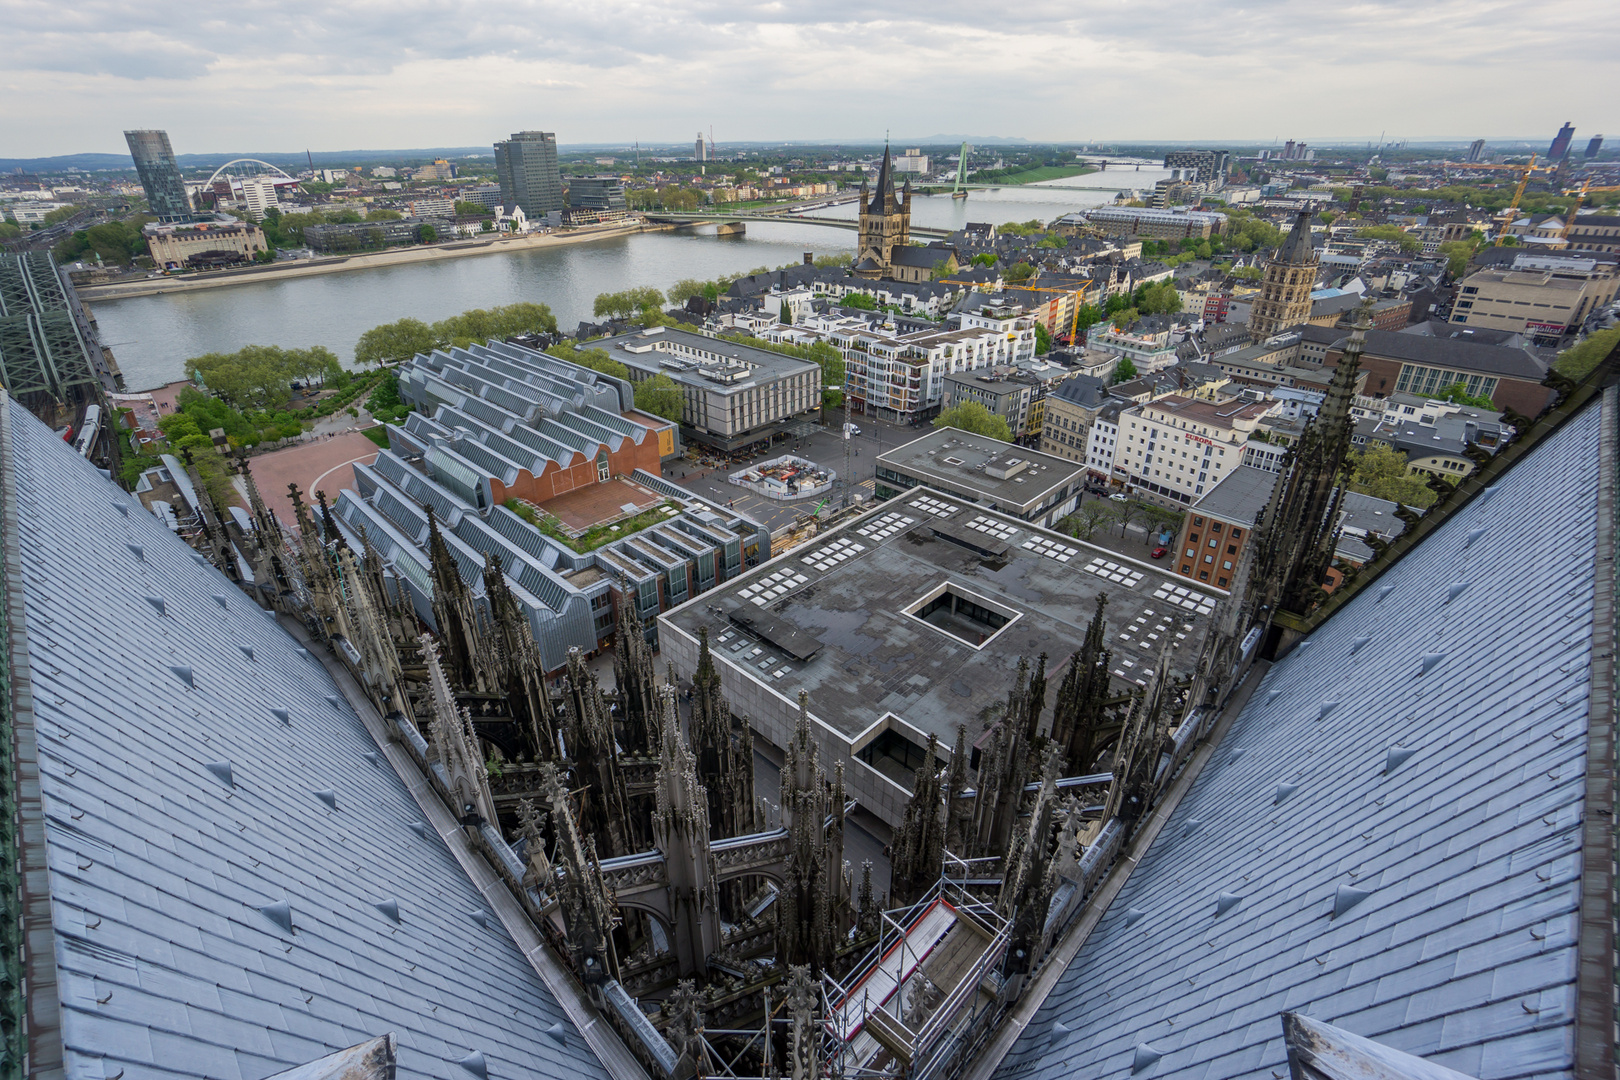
<box><xmin>646</xmin><ymin>211</ymin><xmax>952</xmax><ymax>240</ymax></box>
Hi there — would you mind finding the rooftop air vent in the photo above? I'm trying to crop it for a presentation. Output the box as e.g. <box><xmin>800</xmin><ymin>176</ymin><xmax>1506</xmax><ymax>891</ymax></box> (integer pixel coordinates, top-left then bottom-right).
<box><xmin>259</xmin><ymin>899</ymin><xmax>294</xmax><ymax>934</ymax></box>
<box><xmin>1419</xmin><ymin>652</ymin><xmax>1445</xmax><ymax>675</ymax></box>
<box><xmin>1446</xmin><ymin>581</ymin><xmax>1468</xmax><ymax>603</ymax></box>
<box><xmin>1384</xmin><ymin>746</ymin><xmax>1416</xmax><ymax>774</ymax></box>
<box><xmin>1377</xmin><ymin>584</ymin><xmax>1395</xmax><ymax>602</ymax></box>
<box><xmin>145</xmin><ymin>596</ymin><xmax>166</xmax><ymax>616</ymax></box>
<box><xmin>170</xmin><ymin>664</ymin><xmax>194</xmax><ymax>688</ymax></box>
<box><xmin>545</xmin><ymin>1022</ymin><xmax>569</xmax><ymax>1047</ymax></box>
<box><xmin>1124</xmin><ymin>907</ymin><xmax>1148</xmax><ymax>926</ymax></box>
<box><xmin>458</xmin><ymin>1051</ymin><xmax>489</xmax><ymax>1079</ymax></box>
<box><xmin>1216</xmin><ymin>892</ymin><xmax>1242</xmax><ymax>915</ymax></box>
<box><xmin>205</xmin><ymin>761</ymin><xmax>234</xmax><ymax>788</ymax></box>
<box><xmin>1318</xmin><ymin>700</ymin><xmax>1339</xmax><ymax>720</ymax></box>
<box><xmin>112</xmin><ymin>502</ymin><xmax>129</xmax><ymax>517</ymax></box>
<box><xmin>1132</xmin><ymin>1043</ymin><xmax>1164</xmax><ymax>1073</ymax></box>
<box><xmin>1464</xmin><ymin>527</ymin><xmax>1485</xmax><ymax>548</ymax></box>
<box><xmin>1274</xmin><ymin>783</ymin><xmax>1299</xmax><ymax>805</ymax></box>
<box><xmin>239</xmin><ymin>645</ymin><xmax>255</xmax><ymax>661</ymax></box>
<box><xmin>126</xmin><ymin>543</ymin><xmax>144</xmax><ymax>561</ymax></box>
<box><xmin>1350</xmin><ymin>635</ymin><xmax>1371</xmax><ymax>654</ymax></box>
<box><xmin>1332</xmin><ymin>885</ymin><xmax>1372</xmax><ymax>919</ymax></box>
<box><xmin>1048</xmin><ymin>1021</ymin><xmax>1072</xmax><ymax>1048</ymax></box>
<box><xmin>271</xmin><ymin>708</ymin><xmax>291</xmax><ymax>725</ymax></box>
<box><xmin>408</xmin><ymin>821</ymin><xmax>427</xmax><ymax>838</ymax></box>
<box><xmin>314</xmin><ymin>789</ymin><xmax>338</xmax><ymax>810</ymax></box>
<box><xmin>213</xmin><ymin>593</ymin><xmax>230</xmax><ymax>609</ymax></box>
<box><xmin>375</xmin><ymin>899</ymin><xmax>402</xmax><ymax>923</ymax></box>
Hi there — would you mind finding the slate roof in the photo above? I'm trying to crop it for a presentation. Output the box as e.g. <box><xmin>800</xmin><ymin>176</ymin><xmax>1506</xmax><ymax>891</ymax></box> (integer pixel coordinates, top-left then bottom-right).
<box><xmin>993</xmin><ymin>394</ymin><xmax>1607</xmax><ymax>1080</ymax></box>
<box><xmin>1338</xmin><ymin>330</ymin><xmax>1548</xmax><ymax>381</ymax></box>
<box><xmin>0</xmin><ymin>397</ymin><xmax>614</xmax><ymax>1080</ymax></box>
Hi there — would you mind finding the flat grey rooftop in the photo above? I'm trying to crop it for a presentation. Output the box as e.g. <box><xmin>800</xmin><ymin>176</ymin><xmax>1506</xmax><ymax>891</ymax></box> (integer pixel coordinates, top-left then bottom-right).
<box><xmin>878</xmin><ymin>429</ymin><xmax>1086</xmax><ymax>510</ymax></box>
<box><xmin>662</xmin><ymin>487</ymin><xmax>1222</xmax><ymax>748</ymax></box>
<box><xmin>594</xmin><ymin>326</ymin><xmax>819</xmax><ymax>392</ymax></box>
<box><xmin>1191</xmin><ymin>465</ymin><xmax>1276</xmax><ymax>526</ymax></box>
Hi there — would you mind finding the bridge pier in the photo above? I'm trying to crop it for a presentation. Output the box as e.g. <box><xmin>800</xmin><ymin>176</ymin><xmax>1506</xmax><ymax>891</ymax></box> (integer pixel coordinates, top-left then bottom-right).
<box><xmin>715</xmin><ymin>222</ymin><xmax>746</xmax><ymax>236</ymax></box>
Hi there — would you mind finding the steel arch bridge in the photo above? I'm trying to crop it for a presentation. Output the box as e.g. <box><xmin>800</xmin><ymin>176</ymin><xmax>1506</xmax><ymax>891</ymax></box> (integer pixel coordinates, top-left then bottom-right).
<box><xmin>205</xmin><ymin>159</ymin><xmax>294</xmax><ymax>186</ymax></box>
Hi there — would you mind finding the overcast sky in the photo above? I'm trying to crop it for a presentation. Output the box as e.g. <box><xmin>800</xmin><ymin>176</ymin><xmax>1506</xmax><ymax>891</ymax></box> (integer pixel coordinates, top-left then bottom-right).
<box><xmin>2</xmin><ymin>0</ymin><xmax>1616</xmax><ymax>157</ymax></box>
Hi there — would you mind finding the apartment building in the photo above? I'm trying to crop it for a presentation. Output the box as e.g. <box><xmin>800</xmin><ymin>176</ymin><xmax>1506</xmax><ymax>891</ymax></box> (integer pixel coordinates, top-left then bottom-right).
<box><xmin>1039</xmin><ymin>375</ymin><xmax>1112</xmax><ymax>465</ymax></box>
<box><xmin>1116</xmin><ymin>395</ymin><xmax>1279</xmax><ymax>507</ymax></box>
<box><xmin>1172</xmin><ymin>465</ymin><xmax>1276</xmax><ymax>588</ymax></box>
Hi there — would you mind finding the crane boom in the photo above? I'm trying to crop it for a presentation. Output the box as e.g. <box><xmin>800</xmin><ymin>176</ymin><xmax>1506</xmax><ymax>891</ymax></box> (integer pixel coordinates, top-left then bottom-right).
<box><xmin>1494</xmin><ymin>153</ymin><xmax>1537</xmax><ymax>247</ymax></box>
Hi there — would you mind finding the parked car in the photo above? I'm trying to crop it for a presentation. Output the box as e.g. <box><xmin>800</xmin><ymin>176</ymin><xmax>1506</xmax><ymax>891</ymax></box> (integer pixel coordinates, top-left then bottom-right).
<box><xmin>1109</xmin><ymin>493</ymin><xmax>1130</xmax><ymax>502</ymax></box>
<box><xmin>1151</xmin><ymin>546</ymin><xmax>1168</xmax><ymax>559</ymax></box>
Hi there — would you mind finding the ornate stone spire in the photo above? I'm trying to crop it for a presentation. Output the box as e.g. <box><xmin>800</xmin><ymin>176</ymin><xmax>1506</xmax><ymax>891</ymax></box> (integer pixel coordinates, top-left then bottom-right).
<box><xmin>651</xmin><ymin>685</ymin><xmax>722</xmax><ymax>977</ymax></box>
<box><xmin>179</xmin><ymin>447</ymin><xmax>240</xmax><ymax>582</ymax></box>
<box><xmin>783</xmin><ymin>965</ymin><xmax>821</xmax><ymax>1080</ymax></box>
<box><xmin>778</xmin><ymin>691</ymin><xmax>847</xmax><ymax>972</ymax></box>
<box><xmin>1000</xmin><ymin>747</ymin><xmax>1062</xmax><ymax>984</ymax></box>
<box><xmin>561</xmin><ymin>646</ymin><xmax>632</xmax><ymax>857</ymax></box>
<box><xmin>612</xmin><ymin>587</ymin><xmax>660</xmax><ymax>754</ymax></box>
<box><xmin>663</xmin><ymin>980</ymin><xmax>709</xmax><ymax>1078</ymax></box>
<box><xmin>1049</xmin><ymin>595</ymin><xmax>1113</xmax><ymax>773</ymax></box>
<box><xmin>1103</xmin><ymin>639</ymin><xmax>1179</xmax><ymax>826</ymax></box>
<box><xmin>544</xmin><ymin>763</ymin><xmax>617</xmax><ymax>989</ymax></box>
<box><xmin>968</xmin><ymin>657</ymin><xmax>1038</xmax><ymax>858</ymax></box>
<box><xmin>421</xmin><ymin>634</ymin><xmax>498</xmax><ymax>827</ymax></box>
<box><xmin>1249</xmin><ymin>297</ymin><xmax>1373</xmax><ymax>626</ymax></box>
<box><xmin>424</xmin><ymin>505</ymin><xmax>487</xmax><ymax>692</ymax></box>
<box><xmin>481</xmin><ymin>552</ymin><xmax>557</xmax><ymax>760</ymax></box>
<box><xmin>237</xmin><ymin>453</ymin><xmax>296</xmax><ymax>607</ymax></box>
<box><xmin>515</xmin><ymin>797</ymin><xmax>555</xmax><ymax>895</ymax></box>
<box><xmin>856</xmin><ymin>861</ymin><xmax>880</xmax><ymax>940</ymax></box>
<box><xmin>688</xmin><ymin>627</ymin><xmax>758</xmax><ymax>841</ymax></box>
<box><xmin>889</xmin><ymin>734</ymin><xmax>945</xmax><ymax>906</ymax></box>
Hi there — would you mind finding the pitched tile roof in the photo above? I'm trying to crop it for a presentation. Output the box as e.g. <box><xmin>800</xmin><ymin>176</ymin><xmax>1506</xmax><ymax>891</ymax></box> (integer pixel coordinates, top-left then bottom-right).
<box><xmin>0</xmin><ymin>397</ymin><xmax>614</xmax><ymax>1080</ymax></box>
<box><xmin>993</xmin><ymin>395</ymin><xmax>1607</xmax><ymax>1080</ymax></box>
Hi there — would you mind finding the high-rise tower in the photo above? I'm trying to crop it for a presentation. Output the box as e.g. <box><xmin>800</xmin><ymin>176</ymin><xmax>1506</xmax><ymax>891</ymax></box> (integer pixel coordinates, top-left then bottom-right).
<box><xmin>1247</xmin><ymin>209</ymin><xmax>1320</xmax><ymax>340</ymax></box>
<box><xmin>1548</xmin><ymin>122</ymin><xmax>1576</xmax><ymax>162</ymax></box>
<box><xmin>493</xmin><ymin>131</ymin><xmax>564</xmax><ymax>218</ymax></box>
<box><xmin>123</xmin><ymin>130</ymin><xmax>192</xmax><ymax>221</ymax></box>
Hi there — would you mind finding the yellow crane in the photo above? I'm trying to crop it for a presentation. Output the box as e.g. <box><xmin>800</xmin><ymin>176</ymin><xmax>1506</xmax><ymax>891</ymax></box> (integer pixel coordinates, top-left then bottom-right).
<box><xmin>1558</xmin><ymin>183</ymin><xmax>1620</xmax><ymax>241</ymax></box>
<box><xmin>1493</xmin><ymin>153</ymin><xmax>1537</xmax><ymax>247</ymax></box>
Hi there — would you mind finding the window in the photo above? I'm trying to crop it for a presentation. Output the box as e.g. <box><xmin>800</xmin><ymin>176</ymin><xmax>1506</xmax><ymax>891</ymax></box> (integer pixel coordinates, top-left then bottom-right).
<box><xmin>1199</xmin><ymin>570</ymin><xmax>1210</xmax><ymax>581</ymax></box>
<box><xmin>1227</xmin><ymin>544</ymin><xmax>1238</xmax><ymax>555</ymax></box>
<box><xmin>1205</xmin><ymin>554</ymin><xmax>1214</xmax><ymax>564</ymax></box>
<box><xmin>1223</xmin><ymin>560</ymin><xmax>1233</xmax><ymax>570</ymax></box>
<box><xmin>1182</xmin><ymin>564</ymin><xmax>1192</xmax><ymax>574</ymax></box>
<box><xmin>1217</xmin><ymin>576</ymin><xmax>1228</xmax><ymax>587</ymax></box>
<box><xmin>596</xmin><ymin>451</ymin><xmax>611</xmax><ymax>483</ymax></box>
<box><xmin>1211</xmin><ymin>522</ymin><xmax>1222</xmax><ymax>533</ymax></box>
<box><xmin>1230</xmin><ymin>529</ymin><xmax>1242</xmax><ymax>540</ymax></box>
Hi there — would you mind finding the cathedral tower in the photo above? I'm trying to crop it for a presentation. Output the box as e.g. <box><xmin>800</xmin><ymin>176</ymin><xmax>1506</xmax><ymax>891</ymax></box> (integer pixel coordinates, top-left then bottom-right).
<box><xmin>1248</xmin><ymin>209</ymin><xmax>1319</xmax><ymax>339</ymax></box>
<box><xmin>854</xmin><ymin>143</ymin><xmax>912</xmax><ymax>279</ymax></box>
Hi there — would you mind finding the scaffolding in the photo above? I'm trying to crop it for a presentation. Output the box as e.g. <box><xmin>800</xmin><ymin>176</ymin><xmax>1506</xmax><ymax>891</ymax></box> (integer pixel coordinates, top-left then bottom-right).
<box><xmin>821</xmin><ymin>880</ymin><xmax>1010</xmax><ymax>1080</ymax></box>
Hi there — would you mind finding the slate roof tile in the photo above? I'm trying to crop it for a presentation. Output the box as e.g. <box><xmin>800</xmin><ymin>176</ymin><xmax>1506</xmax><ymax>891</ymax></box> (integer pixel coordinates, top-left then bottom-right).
<box><xmin>992</xmin><ymin>397</ymin><xmax>1604</xmax><ymax>1080</ymax></box>
<box><xmin>2</xmin><ymin>397</ymin><xmax>612</xmax><ymax>1079</ymax></box>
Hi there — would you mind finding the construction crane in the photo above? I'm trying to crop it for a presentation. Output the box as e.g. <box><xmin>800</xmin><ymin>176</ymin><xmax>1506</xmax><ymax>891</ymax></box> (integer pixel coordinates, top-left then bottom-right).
<box><xmin>1493</xmin><ymin>153</ymin><xmax>1537</xmax><ymax>247</ymax></box>
<box><xmin>1559</xmin><ymin>182</ymin><xmax>1620</xmax><ymax>241</ymax></box>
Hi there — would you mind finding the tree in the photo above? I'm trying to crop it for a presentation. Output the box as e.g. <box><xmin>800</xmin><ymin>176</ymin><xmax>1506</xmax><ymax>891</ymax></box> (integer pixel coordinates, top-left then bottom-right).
<box><xmin>1433</xmin><ymin>382</ymin><xmax>1496</xmax><ymax>410</ymax></box>
<box><xmin>780</xmin><ymin>300</ymin><xmax>792</xmax><ymax>325</ymax></box>
<box><xmin>970</xmin><ymin>253</ymin><xmax>997</xmax><ymax>267</ymax></box>
<box><xmin>416</xmin><ymin>224</ymin><xmax>437</xmax><ymax>244</ymax></box>
<box><xmin>431</xmin><ymin>302</ymin><xmax>557</xmax><ymax>347</ymax></box>
<box><xmin>1355</xmin><ymin>225</ymin><xmax>1419</xmax><ymax>253</ymax></box>
<box><xmin>1067</xmin><ymin>501</ymin><xmax>1118</xmax><ymax>541</ymax></box>
<box><xmin>1346</xmin><ymin>442</ymin><xmax>1436</xmax><ymax>508</ymax></box>
<box><xmin>669</xmin><ymin>278</ymin><xmax>707</xmax><ymax>304</ymax></box>
<box><xmin>1437</xmin><ymin>238</ymin><xmax>1480</xmax><ymax>279</ymax></box>
<box><xmin>1133</xmin><ymin>281</ymin><xmax>1182</xmax><ymax>316</ymax></box>
<box><xmin>0</xmin><ymin>221</ymin><xmax>20</xmax><ymax>240</ymax></box>
<box><xmin>1553</xmin><ymin>327</ymin><xmax>1620</xmax><ymax>381</ymax></box>
<box><xmin>1111</xmin><ymin>357</ymin><xmax>1139</xmax><ymax>384</ymax></box>
<box><xmin>188</xmin><ymin>345</ymin><xmax>340</xmax><ymax>411</ymax></box>
<box><xmin>813</xmin><ymin>253</ymin><xmax>852</xmax><ymax>268</ymax></box>
<box><xmin>1034</xmin><ymin>322</ymin><xmax>1053</xmax><ymax>356</ymax></box>
<box><xmin>933</xmin><ymin>401</ymin><xmax>1012</xmax><ymax>442</ymax></box>
<box><xmin>839</xmin><ymin>292</ymin><xmax>877</xmax><ymax>311</ymax></box>
<box><xmin>1004</xmin><ymin>262</ymin><xmax>1035</xmax><ymax>284</ymax></box>
<box><xmin>454</xmin><ymin>200</ymin><xmax>495</xmax><ymax>219</ymax></box>
<box><xmin>634</xmin><ymin>373</ymin><xmax>684</xmax><ymax>421</ymax></box>
<box><xmin>354</xmin><ymin>317</ymin><xmax>439</xmax><ymax>368</ymax></box>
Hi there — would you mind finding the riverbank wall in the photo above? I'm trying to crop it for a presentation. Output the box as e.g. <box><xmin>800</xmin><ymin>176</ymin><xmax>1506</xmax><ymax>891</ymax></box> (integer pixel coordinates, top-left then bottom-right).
<box><xmin>79</xmin><ymin>222</ymin><xmax>672</xmax><ymax>302</ymax></box>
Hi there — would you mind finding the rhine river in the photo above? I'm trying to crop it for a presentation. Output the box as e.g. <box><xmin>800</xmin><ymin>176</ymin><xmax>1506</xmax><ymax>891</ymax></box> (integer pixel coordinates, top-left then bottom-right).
<box><xmin>93</xmin><ymin>167</ymin><xmax>1171</xmax><ymax>391</ymax></box>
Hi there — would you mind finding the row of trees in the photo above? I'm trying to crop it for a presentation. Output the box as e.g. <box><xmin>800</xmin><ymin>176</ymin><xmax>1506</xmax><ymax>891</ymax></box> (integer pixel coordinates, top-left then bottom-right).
<box><xmin>593</xmin><ymin>287</ymin><xmax>666</xmax><ymax>321</ymax></box>
<box><xmin>191</xmin><ymin>345</ymin><xmax>343</xmax><ymax>410</ymax></box>
<box><xmin>353</xmin><ymin>302</ymin><xmax>559</xmax><ymax>367</ymax></box>
<box><xmin>54</xmin><ymin>218</ymin><xmax>152</xmax><ymax>266</ymax></box>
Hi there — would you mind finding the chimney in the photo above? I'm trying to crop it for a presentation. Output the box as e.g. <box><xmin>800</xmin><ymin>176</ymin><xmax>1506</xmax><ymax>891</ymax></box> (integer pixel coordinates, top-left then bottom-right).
<box><xmin>804</xmin><ymin>252</ymin><xmax>814</xmax><ymax>265</ymax></box>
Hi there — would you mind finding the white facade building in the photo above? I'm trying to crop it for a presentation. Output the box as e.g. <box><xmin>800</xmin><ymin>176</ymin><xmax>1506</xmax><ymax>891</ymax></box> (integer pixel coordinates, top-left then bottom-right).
<box><xmin>1117</xmin><ymin>395</ymin><xmax>1279</xmax><ymax>506</ymax></box>
<box><xmin>1087</xmin><ymin>403</ymin><xmax>1124</xmax><ymax>478</ymax></box>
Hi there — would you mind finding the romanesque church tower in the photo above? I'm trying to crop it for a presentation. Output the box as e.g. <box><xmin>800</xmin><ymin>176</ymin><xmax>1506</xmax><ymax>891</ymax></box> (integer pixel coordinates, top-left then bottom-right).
<box><xmin>1248</xmin><ymin>209</ymin><xmax>1319</xmax><ymax>339</ymax></box>
<box><xmin>854</xmin><ymin>143</ymin><xmax>912</xmax><ymax>279</ymax></box>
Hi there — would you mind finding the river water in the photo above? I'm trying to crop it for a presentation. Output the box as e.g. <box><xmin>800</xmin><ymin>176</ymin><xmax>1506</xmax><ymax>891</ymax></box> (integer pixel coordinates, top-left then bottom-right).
<box><xmin>93</xmin><ymin>167</ymin><xmax>1170</xmax><ymax>391</ymax></box>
